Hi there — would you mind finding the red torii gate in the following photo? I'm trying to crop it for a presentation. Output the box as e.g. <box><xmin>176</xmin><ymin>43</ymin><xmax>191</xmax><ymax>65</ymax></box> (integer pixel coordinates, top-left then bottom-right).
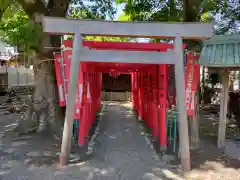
<box><xmin>43</xmin><ymin>16</ymin><xmax>213</xmax><ymax>171</ymax></box>
<box><xmin>61</xmin><ymin>40</ymin><xmax>187</xmax><ymax>73</ymax></box>
<box><xmin>54</xmin><ymin>40</ymin><xmax>198</xmax><ymax>154</ymax></box>
<box><xmin>54</xmin><ymin>40</ymin><xmax>200</xmax><ymax>170</ymax></box>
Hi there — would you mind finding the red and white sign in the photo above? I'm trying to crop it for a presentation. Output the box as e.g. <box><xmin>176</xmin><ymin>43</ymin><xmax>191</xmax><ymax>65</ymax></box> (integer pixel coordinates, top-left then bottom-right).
<box><xmin>185</xmin><ymin>52</ymin><xmax>200</xmax><ymax>117</ymax></box>
<box><xmin>54</xmin><ymin>53</ymin><xmax>66</xmax><ymax>107</ymax></box>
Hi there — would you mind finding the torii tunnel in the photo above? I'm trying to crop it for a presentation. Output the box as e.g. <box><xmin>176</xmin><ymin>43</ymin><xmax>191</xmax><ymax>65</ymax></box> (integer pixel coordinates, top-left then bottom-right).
<box><xmin>54</xmin><ymin>40</ymin><xmax>200</xmax><ymax>156</ymax></box>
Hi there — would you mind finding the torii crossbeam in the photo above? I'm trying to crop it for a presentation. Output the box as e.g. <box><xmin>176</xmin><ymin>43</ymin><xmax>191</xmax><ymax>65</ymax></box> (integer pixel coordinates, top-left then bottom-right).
<box><xmin>42</xmin><ymin>16</ymin><xmax>213</xmax><ymax>172</ymax></box>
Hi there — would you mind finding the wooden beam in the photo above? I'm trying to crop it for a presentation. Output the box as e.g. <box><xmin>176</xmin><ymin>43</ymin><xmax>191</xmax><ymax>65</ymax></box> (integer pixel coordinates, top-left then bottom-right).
<box><xmin>42</xmin><ymin>16</ymin><xmax>213</xmax><ymax>39</ymax></box>
<box><xmin>75</xmin><ymin>48</ymin><xmax>176</xmax><ymax>64</ymax></box>
<box><xmin>218</xmin><ymin>70</ymin><xmax>229</xmax><ymax>148</ymax></box>
<box><xmin>63</xmin><ymin>40</ymin><xmax>187</xmax><ymax>50</ymax></box>
<box><xmin>59</xmin><ymin>31</ymin><xmax>83</xmax><ymax>166</ymax></box>
<box><xmin>174</xmin><ymin>34</ymin><xmax>191</xmax><ymax>172</ymax></box>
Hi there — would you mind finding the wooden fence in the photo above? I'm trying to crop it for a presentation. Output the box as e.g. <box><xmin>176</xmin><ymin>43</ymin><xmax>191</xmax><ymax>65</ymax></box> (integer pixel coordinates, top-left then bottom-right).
<box><xmin>0</xmin><ymin>66</ymin><xmax>34</xmax><ymax>92</ymax></box>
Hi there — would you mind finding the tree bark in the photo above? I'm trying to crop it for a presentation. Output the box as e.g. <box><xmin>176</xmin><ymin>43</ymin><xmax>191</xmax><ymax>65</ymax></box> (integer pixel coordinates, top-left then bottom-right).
<box><xmin>14</xmin><ymin>0</ymin><xmax>70</xmax><ymax>138</ymax></box>
<box><xmin>183</xmin><ymin>0</ymin><xmax>202</xmax><ymax>50</ymax></box>
<box><xmin>238</xmin><ymin>71</ymin><xmax>240</xmax><ymax>90</ymax></box>
<box><xmin>14</xmin><ymin>20</ymin><xmax>64</xmax><ymax>138</ymax></box>
<box><xmin>200</xmin><ymin>66</ymin><xmax>205</xmax><ymax>104</ymax></box>
<box><xmin>15</xmin><ymin>37</ymin><xmax>65</xmax><ymax>138</ymax></box>
<box><xmin>229</xmin><ymin>71</ymin><xmax>234</xmax><ymax>91</ymax></box>
<box><xmin>189</xmin><ymin>90</ymin><xmax>200</xmax><ymax>149</ymax></box>
<box><xmin>182</xmin><ymin>0</ymin><xmax>202</xmax><ymax>151</ymax></box>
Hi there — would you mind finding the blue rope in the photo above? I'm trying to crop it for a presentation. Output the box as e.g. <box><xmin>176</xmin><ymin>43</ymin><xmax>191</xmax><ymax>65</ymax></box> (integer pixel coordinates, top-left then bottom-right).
<box><xmin>72</xmin><ymin>119</ymin><xmax>80</xmax><ymax>144</ymax></box>
<box><xmin>173</xmin><ymin>110</ymin><xmax>177</xmax><ymax>153</ymax></box>
<box><xmin>169</xmin><ymin>110</ymin><xmax>173</xmax><ymax>146</ymax></box>
<box><xmin>167</xmin><ymin>51</ymin><xmax>187</xmax><ymax>154</ymax></box>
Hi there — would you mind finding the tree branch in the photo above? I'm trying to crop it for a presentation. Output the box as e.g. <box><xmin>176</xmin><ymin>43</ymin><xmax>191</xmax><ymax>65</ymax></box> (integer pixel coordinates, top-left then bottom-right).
<box><xmin>17</xmin><ymin>0</ymin><xmax>49</xmax><ymax>16</ymax></box>
<box><xmin>183</xmin><ymin>0</ymin><xmax>201</xmax><ymax>22</ymax></box>
<box><xmin>49</xmin><ymin>0</ymin><xmax>71</xmax><ymax>17</ymax></box>
<box><xmin>47</xmin><ymin>0</ymin><xmax>54</xmax><ymax>12</ymax></box>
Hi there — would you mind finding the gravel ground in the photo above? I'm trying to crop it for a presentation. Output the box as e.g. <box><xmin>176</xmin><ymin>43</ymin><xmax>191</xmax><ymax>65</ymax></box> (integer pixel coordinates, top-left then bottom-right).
<box><xmin>0</xmin><ymin>101</ymin><xmax>239</xmax><ymax>180</ymax></box>
<box><xmin>0</xmin><ymin>102</ymin><xmax>181</xmax><ymax>180</ymax></box>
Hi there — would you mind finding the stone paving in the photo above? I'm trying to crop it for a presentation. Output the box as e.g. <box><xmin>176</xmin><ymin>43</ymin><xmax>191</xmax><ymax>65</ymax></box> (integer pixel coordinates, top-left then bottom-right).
<box><xmin>225</xmin><ymin>140</ymin><xmax>240</xmax><ymax>161</ymax></box>
<box><xmin>0</xmin><ymin>102</ymin><xmax>180</xmax><ymax>180</ymax></box>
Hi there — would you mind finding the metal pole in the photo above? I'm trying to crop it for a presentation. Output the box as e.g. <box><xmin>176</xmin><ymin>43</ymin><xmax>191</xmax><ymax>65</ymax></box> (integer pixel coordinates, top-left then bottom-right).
<box><xmin>173</xmin><ymin>34</ymin><xmax>191</xmax><ymax>172</ymax></box>
<box><xmin>60</xmin><ymin>31</ymin><xmax>83</xmax><ymax>165</ymax></box>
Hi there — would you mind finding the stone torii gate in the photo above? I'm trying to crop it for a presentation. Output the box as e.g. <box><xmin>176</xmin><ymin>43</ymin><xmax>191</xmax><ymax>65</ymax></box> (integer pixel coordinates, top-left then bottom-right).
<box><xmin>42</xmin><ymin>16</ymin><xmax>213</xmax><ymax>172</ymax></box>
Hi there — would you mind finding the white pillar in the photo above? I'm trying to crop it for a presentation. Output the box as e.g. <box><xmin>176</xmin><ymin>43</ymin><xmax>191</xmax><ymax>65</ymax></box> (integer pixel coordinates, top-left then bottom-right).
<box><xmin>174</xmin><ymin>34</ymin><xmax>191</xmax><ymax>172</ymax></box>
<box><xmin>218</xmin><ymin>69</ymin><xmax>229</xmax><ymax>148</ymax></box>
<box><xmin>60</xmin><ymin>30</ymin><xmax>83</xmax><ymax>165</ymax></box>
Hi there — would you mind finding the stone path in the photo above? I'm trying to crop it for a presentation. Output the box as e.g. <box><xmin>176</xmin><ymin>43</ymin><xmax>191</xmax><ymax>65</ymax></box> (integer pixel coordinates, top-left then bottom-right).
<box><xmin>0</xmin><ymin>102</ymin><xmax>180</xmax><ymax>180</ymax></box>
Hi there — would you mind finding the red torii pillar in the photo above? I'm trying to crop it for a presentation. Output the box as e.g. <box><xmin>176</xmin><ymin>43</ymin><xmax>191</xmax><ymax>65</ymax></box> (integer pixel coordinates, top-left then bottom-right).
<box><xmin>58</xmin><ymin>39</ymin><xmax>186</xmax><ymax>153</ymax></box>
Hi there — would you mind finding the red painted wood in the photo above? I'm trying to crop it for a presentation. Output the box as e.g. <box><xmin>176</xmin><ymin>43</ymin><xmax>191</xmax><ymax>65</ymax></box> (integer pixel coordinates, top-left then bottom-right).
<box><xmin>54</xmin><ymin>53</ymin><xmax>66</xmax><ymax>107</ymax></box>
<box><xmin>54</xmin><ymin>40</ymin><xmax>192</xmax><ymax>150</ymax></box>
<box><xmin>158</xmin><ymin>64</ymin><xmax>167</xmax><ymax>150</ymax></box>
<box><xmin>63</xmin><ymin>40</ymin><xmax>187</xmax><ymax>51</ymax></box>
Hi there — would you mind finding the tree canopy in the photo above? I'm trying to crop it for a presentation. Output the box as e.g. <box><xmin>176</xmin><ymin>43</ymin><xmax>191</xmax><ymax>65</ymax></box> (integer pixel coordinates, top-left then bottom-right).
<box><xmin>0</xmin><ymin>0</ymin><xmax>239</xmax><ymax>138</ymax></box>
<box><xmin>0</xmin><ymin>0</ymin><xmax>239</xmax><ymax>53</ymax></box>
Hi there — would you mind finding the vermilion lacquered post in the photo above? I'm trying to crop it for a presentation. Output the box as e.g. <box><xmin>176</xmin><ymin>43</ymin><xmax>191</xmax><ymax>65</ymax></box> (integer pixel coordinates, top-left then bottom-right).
<box><xmin>138</xmin><ymin>73</ymin><xmax>143</xmax><ymax>120</ymax></box>
<box><xmin>131</xmin><ymin>73</ymin><xmax>135</xmax><ymax>109</ymax></box>
<box><xmin>158</xmin><ymin>64</ymin><xmax>167</xmax><ymax>152</ymax></box>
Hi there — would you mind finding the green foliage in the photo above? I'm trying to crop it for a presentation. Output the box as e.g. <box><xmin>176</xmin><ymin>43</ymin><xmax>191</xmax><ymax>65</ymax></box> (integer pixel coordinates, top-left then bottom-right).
<box><xmin>116</xmin><ymin>0</ymin><xmax>182</xmax><ymax>22</ymax></box>
<box><xmin>0</xmin><ymin>0</ymin><xmax>13</xmax><ymax>18</ymax></box>
<box><xmin>117</xmin><ymin>0</ymin><xmax>239</xmax><ymax>35</ymax></box>
<box><xmin>117</xmin><ymin>12</ymin><xmax>130</xmax><ymax>21</ymax></box>
<box><xmin>87</xmin><ymin>36</ymin><xmax>131</xmax><ymax>42</ymax></box>
<box><xmin>0</xmin><ymin>2</ymin><xmax>42</xmax><ymax>53</ymax></box>
<box><xmin>201</xmin><ymin>12</ymin><xmax>214</xmax><ymax>22</ymax></box>
<box><xmin>0</xmin><ymin>0</ymin><xmax>118</xmax><ymax>53</ymax></box>
<box><xmin>214</xmin><ymin>1</ymin><xmax>240</xmax><ymax>34</ymax></box>
<box><xmin>70</xmin><ymin>0</ymin><xmax>117</xmax><ymax>20</ymax></box>
<box><xmin>0</xmin><ymin>0</ymin><xmax>238</xmax><ymax>57</ymax></box>
<box><xmin>67</xmin><ymin>5</ymin><xmax>131</xmax><ymax>42</ymax></box>
<box><xmin>116</xmin><ymin>0</ymin><xmax>128</xmax><ymax>4</ymax></box>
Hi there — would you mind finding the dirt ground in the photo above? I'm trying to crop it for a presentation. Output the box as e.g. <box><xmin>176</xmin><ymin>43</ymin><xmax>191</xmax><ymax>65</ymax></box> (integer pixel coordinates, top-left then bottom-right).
<box><xmin>0</xmin><ymin>101</ymin><xmax>239</xmax><ymax>179</ymax></box>
<box><xmin>185</xmin><ymin>109</ymin><xmax>240</xmax><ymax>179</ymax></box>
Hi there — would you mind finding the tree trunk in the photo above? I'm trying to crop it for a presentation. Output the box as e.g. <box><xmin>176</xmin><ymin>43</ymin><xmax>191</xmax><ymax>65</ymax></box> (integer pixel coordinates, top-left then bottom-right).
<box><xmin>229</xmin><ymin>71</ymin><xmax>234</xmax><ymax>91</ymax></box>
<box><xmin>189</xmin><ymin>90</ymin><xmax>200</xmax><ymax>149</ymax></box>
<box><xmin>14</xmin><ymin>31</ymin><xmax>65</xmax><ymax>139</ymax></box>
<box><xmin>182</xmin><ymin>0</ymin><xmax>202</xmax><ymax>151</ymax></box>
<box><xmin>238</xmin><ymin>71</ymin><xmax>240</xmax><ymax>90</ymax></box>
<box><xmin>200</xmin><ymin>66</ymin><xmax>205</xmax><ymax>104</ymax></box>
<box><xmin>9</xmin><ymin>0</ymin><xmax>70</xmax><ymax>139</ymax></box>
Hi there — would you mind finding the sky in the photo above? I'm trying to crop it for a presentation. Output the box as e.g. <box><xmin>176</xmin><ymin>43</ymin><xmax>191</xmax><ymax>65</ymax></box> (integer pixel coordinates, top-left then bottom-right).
<box><xmin>114</xmin><ymin>4</ymin><xmax>124</xmax><ymax>20</ymax></box>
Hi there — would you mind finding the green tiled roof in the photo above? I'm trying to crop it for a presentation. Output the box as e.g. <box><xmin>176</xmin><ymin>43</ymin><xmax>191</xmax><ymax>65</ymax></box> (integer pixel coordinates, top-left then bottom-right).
<box><xmin>198</xmin><ymin>35</ymin><xmax>240</xmax><ymax>67</ymax></box>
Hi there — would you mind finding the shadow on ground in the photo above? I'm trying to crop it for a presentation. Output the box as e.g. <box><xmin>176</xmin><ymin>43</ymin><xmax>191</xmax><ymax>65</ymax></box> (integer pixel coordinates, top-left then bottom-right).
<box><xmin>0</xmin><ymin>101</ymin><xmax>239</xmax><ymax>180</ymax></box>
<box><xmin>0</xmin><ymin>102</ymin><xmax>182</xmax><ymax>180</ymax></box>
<box><xmin>185</xmin><ymin>111</ymin><xmax>240</xmax><ymax>179</ymax></box>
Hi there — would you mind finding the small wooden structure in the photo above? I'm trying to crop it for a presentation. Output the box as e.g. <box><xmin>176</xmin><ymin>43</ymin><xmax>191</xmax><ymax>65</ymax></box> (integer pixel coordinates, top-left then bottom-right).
<box><xmin>102</xmin><ymin>73</ymin><xmax>131</xmax><ymax>101</ymax></box>
<box><xmin>199</xmin><ymin>35</ymin><xmax>240</xmax><ymax>148</ymax></box>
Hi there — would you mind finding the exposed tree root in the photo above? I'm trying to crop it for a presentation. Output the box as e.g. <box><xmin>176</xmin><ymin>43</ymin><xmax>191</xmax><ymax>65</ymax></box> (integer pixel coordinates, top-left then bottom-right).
<box><xmin>13</xmin><ymin>56</ymin><xmax>64</xmax><ymax>140</ymax></box>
